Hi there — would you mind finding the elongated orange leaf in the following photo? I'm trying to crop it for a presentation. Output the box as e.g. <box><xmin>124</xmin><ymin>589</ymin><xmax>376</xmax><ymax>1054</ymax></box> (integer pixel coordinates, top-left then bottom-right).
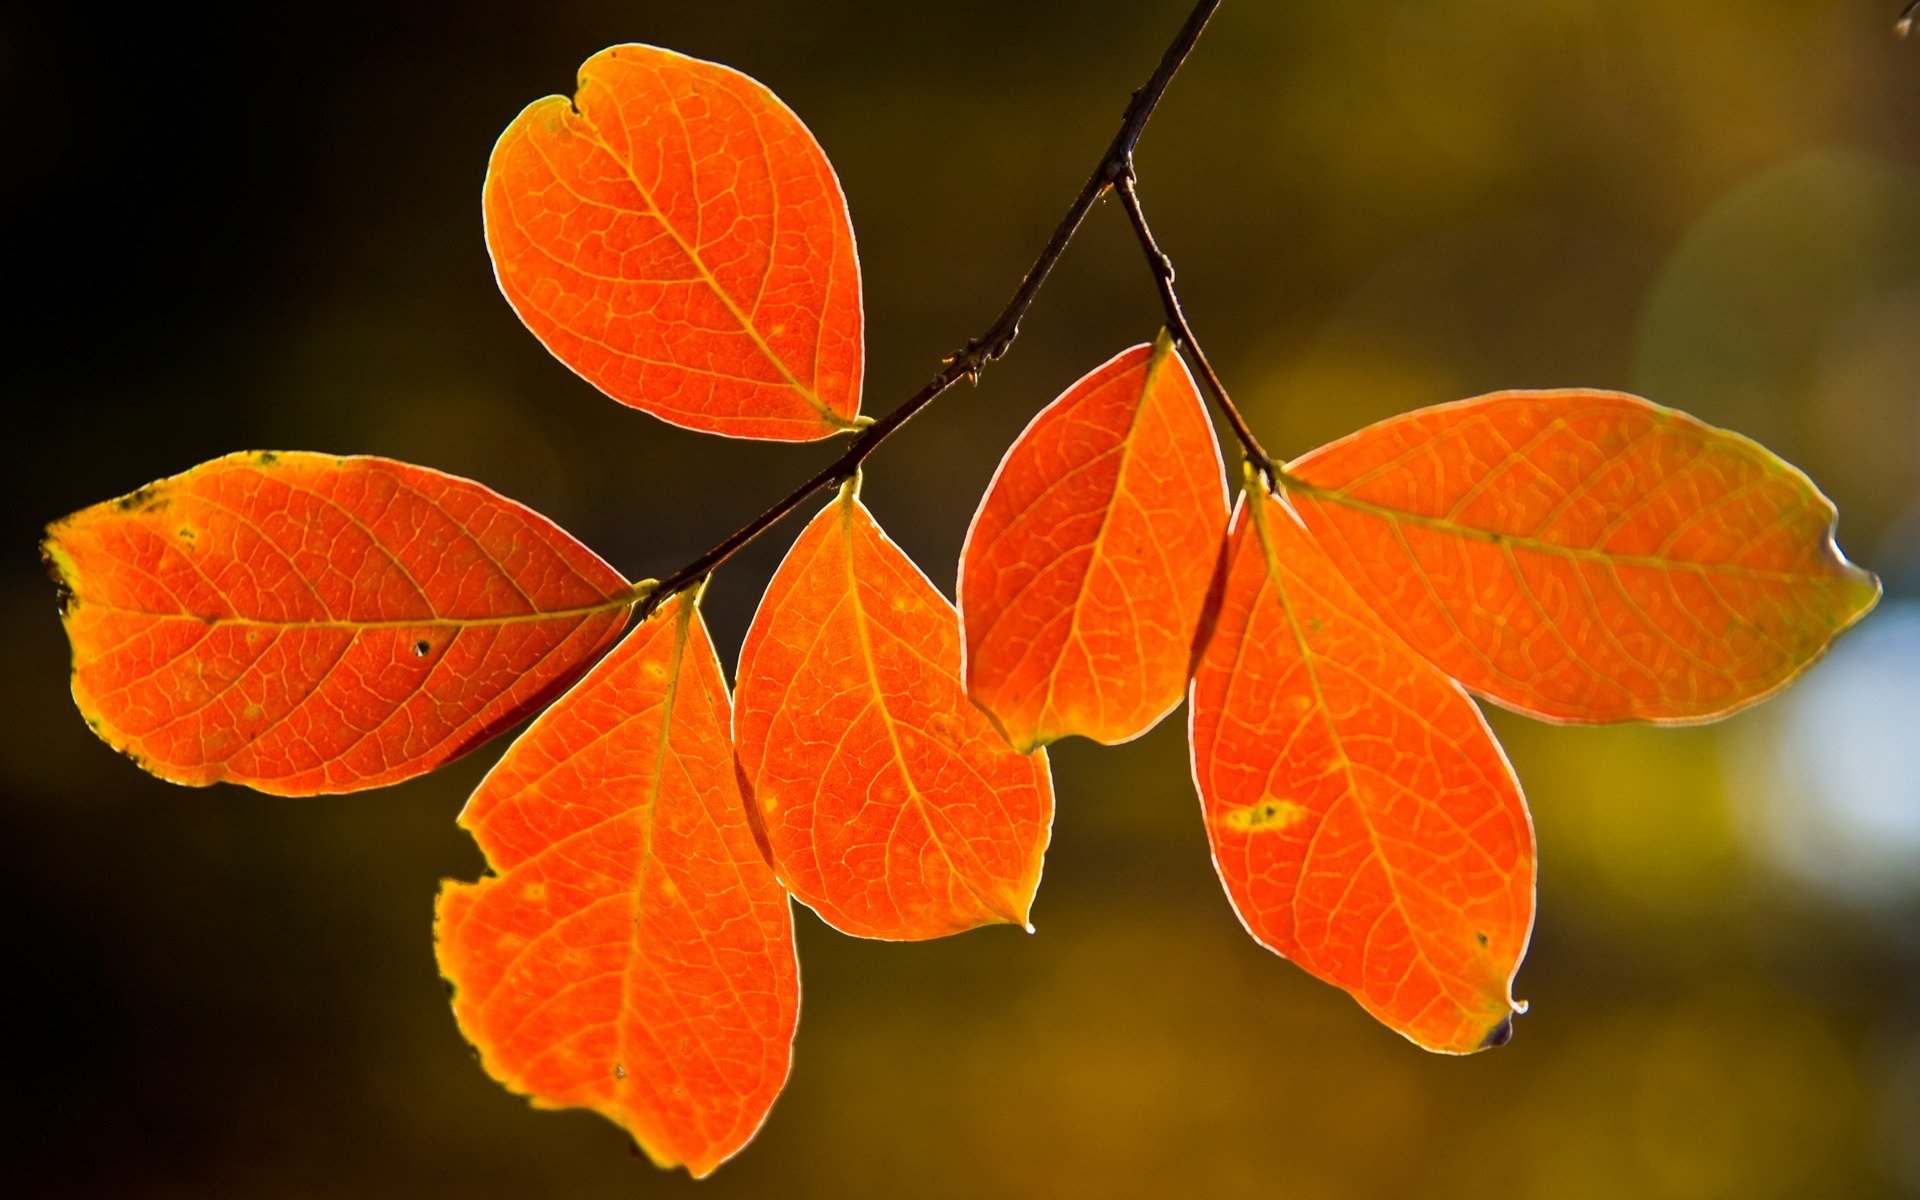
<box><xmin>486</xmin><ymin>44</ymin><xmax>863</xmax><ymax>441</ymax></box>
<box><xmin>437</xmin><ymin>593</ymin><xmax>797</xmax><ymax>1177</ymax></box>
<box><xmin>1286</xmin><ymin>389</ymin><xmax>1880</xmax><ymax>723</ymax></box>
<box><xmin>959</xmin><ymin>334</ymin><xmax>1228</xmax><ymax>751</ymax></box>
<box><xmin>44</xmin><ymin>452</ymin><xmax>633</xmax><ymax>795</ymax></box>
<box><xmin>734</xmin><ymin>482</ymin><xmax>1054</xmax><ymax>940</ymax></box>
<box><xmin>1190</xmin><ymin>488</ymin><xmax>1534</xmax><ymax>1054</ymax></box>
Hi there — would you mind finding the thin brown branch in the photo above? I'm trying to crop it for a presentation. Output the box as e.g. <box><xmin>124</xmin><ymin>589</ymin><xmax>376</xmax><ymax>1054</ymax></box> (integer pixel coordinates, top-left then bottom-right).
<box><xmin>636</xmin><ymin>0</ymin><xmax>1222</xmax><ymax>620</ymax></box>
<box><xmin>1901</xmin><ymin>0</ymin><xmax>1918</xmax><ymax>36</ymax></box>
<box><xmin>1111</xmin><ymin>168</ymin><xmax>1279</xmax><ymax>488</ymax></box>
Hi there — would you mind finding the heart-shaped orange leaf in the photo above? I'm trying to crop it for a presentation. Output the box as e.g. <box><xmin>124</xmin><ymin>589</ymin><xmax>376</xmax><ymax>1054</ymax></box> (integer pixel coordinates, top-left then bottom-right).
<box><xmin>959</xmin><ymin>334</ymin><xmax>1228</xmax><ymax>751</ymax></box>
<box><xmin>44</xmin><ymin>452</ymin><xmax>633</xmax><ymax>795</ymax></box>
<box><xmin>486</xmin><ymin>44</ymin><xmax>863</xmax><ymax>441</ymax></box>
<box><xmin>734</xmin><ymin>482</ymin><xmax>1054</xmax><ymax>940</ymax></box>
<box><xmin>437</xmin><ymin>593</ymin><xmax>797</xmax><ymax>1177</ymax></box>
<box><xmin>1190</xmin><ymin>488</ymin><xmax>1535</xmax><ymax>1054</ymax></box>
<box><xmin>1286</xmin><ymin>390</ymin><xmax>1880</xmax><ymax>723</ymax></box>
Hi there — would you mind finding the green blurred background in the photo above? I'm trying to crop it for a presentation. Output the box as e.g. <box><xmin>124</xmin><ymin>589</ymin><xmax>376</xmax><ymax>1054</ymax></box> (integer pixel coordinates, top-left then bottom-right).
<box><xmin>4</xmin><ymin>1</ymin><xmax>1919</xmax><ymax>1195</ymax></box>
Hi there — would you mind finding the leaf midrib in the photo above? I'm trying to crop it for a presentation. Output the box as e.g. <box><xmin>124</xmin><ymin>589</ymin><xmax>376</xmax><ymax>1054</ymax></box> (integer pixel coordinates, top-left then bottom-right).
<box><xmin>1280</xmin><ymin>473</ymin><xmax>1839</xmax><ymax>585</ymax></box>
<box><xmin>72</xmin><ymin>595</ymin><xmax>640</xmax><ymax>630</ymax></box>
<box><xmin>1247</xmin><ymin>496</ymin><xmax>1485</xmax><ymax>1020</ymax></box>
<box><xmin>840</xmin><ymin>499</ymin><xmax>1016</xmax><ymax>928</ymax></box>
<box><xmin>1034</xmin><ymin>347</ymin><xmax>1171</xmax><ymax>744</ymax></box>
<box><xmin>566</xmin><ymin>92</ymin><xmax>853</xmax><ymax>431</ymax></box>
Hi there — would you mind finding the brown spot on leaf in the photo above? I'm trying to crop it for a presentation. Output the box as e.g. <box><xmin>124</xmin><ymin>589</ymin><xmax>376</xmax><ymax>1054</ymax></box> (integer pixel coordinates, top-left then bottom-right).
<box><xmin>41</xmin><ymin>542</ymin><xmax>76</xmax><ymax>615</ymax></box>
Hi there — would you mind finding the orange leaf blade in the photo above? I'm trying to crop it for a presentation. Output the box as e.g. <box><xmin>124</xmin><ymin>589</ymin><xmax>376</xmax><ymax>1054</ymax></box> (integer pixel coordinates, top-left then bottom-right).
<box><xmin>734</xmin><ymin>484</ymin><xmax>1054</xmax><ymax>940</ymax></box>
<box><xmin>44</xmin><ymin>452</ymin><xmax>632</xmax><ymax>795</ymax></box>
<box><xmin>960</xmin><ymin>336</ymin><xmax>1229</xmax><ymax>751</ymax></box>
<box><xmin>1287</xmin><ymin>389</ymin><xmax>1881</xmax><ymax>723</ymax></box>
<box><xmin>1190</xmin><ymin>490</ymin><xmax>1535</xmax><ymax>1054</ymax></box>
<box><xmin>485</xmin><ymin>45</ymin><xmax>863</xmax><ymax>441</ymax></box>
<box><xmin>436</xmin><ymin>594</ymin><xmax>798</xmax><ymax>1178</ymax></box>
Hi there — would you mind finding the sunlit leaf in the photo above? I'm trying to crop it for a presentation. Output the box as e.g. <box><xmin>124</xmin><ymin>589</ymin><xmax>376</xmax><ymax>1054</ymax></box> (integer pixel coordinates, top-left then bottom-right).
<box><xmin>486</xmin><ymin>44</ymin><xmax>863</xmax><ymax>441</ymax></box>
<box><xmin>43</xmin><ymin>452</ymin><xmax>633</xmax><ymax>795</ymax></box>
<box><xmin>437</xmin><ymin>593</ymin><xmax>797</xmax><ymax>1177</ymax></box>
<box><xmin>734</xmin><ymin>482</ymin><xmax>1054</xmax><ymax>940</ymax></box>
<box><xmin>959</xmin><ymin>334</ymin><xmax>1228</xmax><ymax>751</ymax></box>
<box><xmin>1190</xmin><ymin>488</ymin><xmax>1535</xmax><ymax>1054</ymax></box>
<box><xmin>1286</xmin><ymin>389</ymin><xmax>1880</xmax><ymax>723</ymax></box>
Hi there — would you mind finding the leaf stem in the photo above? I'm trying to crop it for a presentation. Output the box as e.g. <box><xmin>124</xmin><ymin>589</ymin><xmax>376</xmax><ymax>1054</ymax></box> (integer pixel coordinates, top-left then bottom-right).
<box><xmin>1111</xmin><ymin>169</ymin><xmax>1280</xmax><ymax>489</ymax></box>
<box><xmin>637</xmin><ymin>0</ymin><xmax>1224</xmax><ymax>620</ymax></box>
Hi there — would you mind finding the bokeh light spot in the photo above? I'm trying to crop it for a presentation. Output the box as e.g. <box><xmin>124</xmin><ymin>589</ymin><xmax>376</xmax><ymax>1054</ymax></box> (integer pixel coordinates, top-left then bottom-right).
<box><xmin>1735</xmin><ymin>601</ymin><xmax>1920</xmax><ymax>906</ymax></box>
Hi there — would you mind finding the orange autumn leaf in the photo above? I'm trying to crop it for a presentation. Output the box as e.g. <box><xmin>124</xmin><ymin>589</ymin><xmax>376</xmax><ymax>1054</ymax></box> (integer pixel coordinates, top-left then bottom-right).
<box><xmin>959</xmin><ymin>334</ymin><xmax>1228</xmax><ymax>751</ymax></box>
<box><xmin>1190</xmin><ymin>488</ymin><xmax>1535</xmax><ymax>1054</ymax></box>
<box><xmin>43</xmin><ymin>452</ymin><xmax>633</xmax><ymax>795</ymax></box>
<box><xmin>437</xmin><ymin>593</ymin><xmax>797</xmax><ymax>1177</ymax></box>
<box><xmin>734</xmin><ymin>482</ymin><xmax>1054</xmax><ymax>940</ymax></box>
<box><xmin>1285</xmin><ymin>389</ymin><xmax>1880</xmax><ymax>723</ymax></box>
<box><xmin>486</xmin><ymin>44</ymin><xmax>863</xmax><ymax>441</ymax></box>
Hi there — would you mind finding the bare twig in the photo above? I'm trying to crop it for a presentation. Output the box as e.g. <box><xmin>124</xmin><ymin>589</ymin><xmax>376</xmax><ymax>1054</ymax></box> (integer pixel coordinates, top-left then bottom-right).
<box><xmin>1111</xmin><ymin>168</ymin><xmax>1278</xmax><ymax>488</ymax></box>
<box><xmin>1901</xmin><ymin>0</ymin><xmax>1918</xmax><ymax>37</ymax></box>
<box><xmin>636</xmin><ymin>0</ymin><xmax>1223</xmax><ymax>620</ymax></box>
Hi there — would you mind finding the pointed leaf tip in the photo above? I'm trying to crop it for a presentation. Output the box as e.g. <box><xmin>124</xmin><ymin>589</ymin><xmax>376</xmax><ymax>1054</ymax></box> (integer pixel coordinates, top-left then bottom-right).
<box><xmin>1286</xmin><ymin>389</ymin><xmax>1879</xmax><ymax>724</ymax></box>
<box><xmin>438</xmin><ymin>593</ymin><xmax>799</xmax><ymax>1176</ymax></box>
<box><xmin>1190</xmin><ymin>490</ymin><xmax>1535</xmax><ymax>1054</ymax></box>
<box><xmin>735</xmin><ymin>489</ymin><xmax>1054</xmax><ymax>941</ymax></box>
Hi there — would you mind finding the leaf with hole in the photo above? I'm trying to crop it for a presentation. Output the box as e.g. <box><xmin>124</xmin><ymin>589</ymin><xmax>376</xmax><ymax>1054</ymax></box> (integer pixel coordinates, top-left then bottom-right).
<box><xmin>486</xmin><ymin>44</ymin><xmax>863</xmax><ymax>441</ymax></box>
<box><xmin>1189</xmin><ymin>488</ymin><xmax>1535</xmax><ymax>1054</ymax></box>
<box><xmin>36</xmin><ymin>9</ymin><xmax>1897</xmax><ymax>1176</ymax></box>
<box><xmin>44</xmin><ymin>452</ymin><xmax>634</xmax><ymax>795</ymax></box>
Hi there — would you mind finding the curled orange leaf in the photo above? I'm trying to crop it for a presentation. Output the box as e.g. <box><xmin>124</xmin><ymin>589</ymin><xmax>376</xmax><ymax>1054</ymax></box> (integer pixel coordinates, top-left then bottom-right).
<box><xmin>734</xmin><ymin>482</ymin><xmax>1054</xmax><ymax>940</ymax></box>
<box><xmin>486</xmin><ymin>44</ymin><xmax>863</xmax><ymax>441</ymax></box>
<box><xmin>959</xmin><ymin>334</ymin><xmax>1229</xmax><ymax>751</ymax></box>
<box><xmin>1286</xmin><ymin>389</ymin><xmax>1880</xmax><ymax>723</ymax></box>
<box><xmin>44</xmin><ymin>452</ymin><xmax>633</xmax><ymax>795</ymax></box>
<box><xmin>1190</xmin><ymin>488</ymin><xmax>1535</xmax><ymax>1054</ymax></box>
<box><xmin>437</xmin><ymin>593</ymin><xmax>797</xmax><ymax>1177</ymax></box>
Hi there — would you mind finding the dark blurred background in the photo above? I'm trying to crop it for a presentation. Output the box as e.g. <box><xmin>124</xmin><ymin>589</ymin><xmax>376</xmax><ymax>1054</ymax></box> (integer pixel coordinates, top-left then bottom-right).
<box><xmin>4</xmin><ymin>1</ymin><xmax>1919</xmax><ymax>1196</ymax></box>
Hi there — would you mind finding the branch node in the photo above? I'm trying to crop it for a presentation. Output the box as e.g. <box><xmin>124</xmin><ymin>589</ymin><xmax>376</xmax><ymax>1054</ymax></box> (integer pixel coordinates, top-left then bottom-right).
<box><xmin>1115</xmin><ymin>165</ymin><xmax>1276</xmax><ymax>482</ymax></box>
<box><xmin>630</xmin><ymin>0</ymin><xmax>1222</xmax><ymax>600</ymax></box>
